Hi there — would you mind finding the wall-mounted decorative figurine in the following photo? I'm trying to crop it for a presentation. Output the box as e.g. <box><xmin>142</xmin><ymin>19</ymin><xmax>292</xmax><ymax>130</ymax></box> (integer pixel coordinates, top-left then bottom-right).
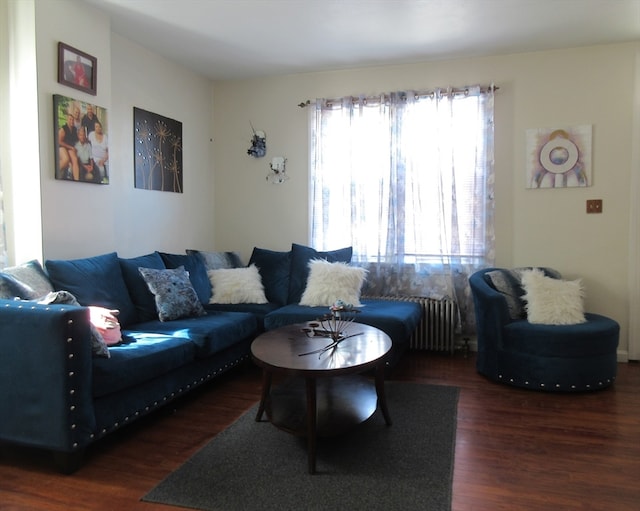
<box><xmin>247</xmin><ymin>124</ymin><xmax>266</xmax><ymax>157</ymax></box>
<box><xmin>526</xmin><ymin>125</ymin><xmax>592</xmax><ymax>188</ymax></box>
<box><xmin>53</xmin><ymin>94</ymin><xmax>109</xmax><ymax>184</ymax></box>
<box><xmin>267</xmin><ymin>156</ymin><xmax>288</xmax><ymax>184</ymax></box>
<box><xmin>58</xmin><ymin>42</ymin><xmax>97</xmax><ymax>96</ymax></box>
<box><xmin>134</xmin><ymin>107</ymin><xmax>183</xmax><ymax>193</ymax></box>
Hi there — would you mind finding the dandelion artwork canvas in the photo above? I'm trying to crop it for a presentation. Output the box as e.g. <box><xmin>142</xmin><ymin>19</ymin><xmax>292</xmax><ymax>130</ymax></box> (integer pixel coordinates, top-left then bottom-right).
<box><xmin>133</xmin><ymin>107</ymin><xmax>183</xmax><ymax>192</ymax></box>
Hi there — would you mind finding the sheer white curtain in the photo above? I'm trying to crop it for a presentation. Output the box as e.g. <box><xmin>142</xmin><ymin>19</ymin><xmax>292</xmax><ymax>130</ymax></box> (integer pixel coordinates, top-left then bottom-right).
<box><xmin>309</xmin><ymin>86</ymin><xmax>495</xmax><ymax>333</ymax></box>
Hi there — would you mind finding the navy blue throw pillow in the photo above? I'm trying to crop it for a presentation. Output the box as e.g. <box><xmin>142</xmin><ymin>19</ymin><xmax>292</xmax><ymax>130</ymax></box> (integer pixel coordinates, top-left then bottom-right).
<box><xmin>248</xmin><ymin>247</ymin><xmax>291</xmax><ymax>306</ymax></box>
<box><xmin>45</xmin><ymin>252</ymin><xmax>137</xmax><ymax>327</ymax></box>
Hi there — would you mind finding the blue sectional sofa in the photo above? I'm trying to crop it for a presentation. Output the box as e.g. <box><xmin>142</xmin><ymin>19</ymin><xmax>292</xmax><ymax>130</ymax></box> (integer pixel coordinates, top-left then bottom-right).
<box><xmin>0</xmin><ymin>244</ymin><xmax>421</xmax><ymax>472</ymax></box>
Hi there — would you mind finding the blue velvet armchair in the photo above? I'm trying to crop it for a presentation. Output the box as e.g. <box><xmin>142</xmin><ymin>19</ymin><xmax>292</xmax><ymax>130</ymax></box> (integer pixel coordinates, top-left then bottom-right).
<box><xmin>469</xmin><ymin>268</ymin><xmax>619</xmax><ymax>392</ymax></box>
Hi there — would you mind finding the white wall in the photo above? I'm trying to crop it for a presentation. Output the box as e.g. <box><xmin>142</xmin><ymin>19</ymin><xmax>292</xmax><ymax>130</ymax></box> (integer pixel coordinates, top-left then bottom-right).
<box><xmin>34</xmin><ymin>0</ymin><xmax>215</xmax><ymax>260</ymax></box>
<box><xmin>212</xmin><ymin>43</ymin><xmax>638</xmax><ymax>358</ymax></box>
<box><xmin>109</xmin><ymin>34</ymin><xmax>215</xmax><ymax>258</ymax></box>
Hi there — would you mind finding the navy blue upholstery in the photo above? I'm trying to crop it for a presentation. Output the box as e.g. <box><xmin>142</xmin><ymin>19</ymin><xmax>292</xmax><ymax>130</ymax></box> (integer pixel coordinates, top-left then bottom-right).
<box><xmin>469</xmin><ymin>268</ymin><xmax>619</xmax><ymax>392</ymax></box>
<box><xmin>0</xmin><ymin>245</ymin><xmax>422</xmax><ymax>472</ymax></box>
<box><xmin>204</xmin><ymin>302</ymin><xmax>280</xmax><ymax>331</ymax></box>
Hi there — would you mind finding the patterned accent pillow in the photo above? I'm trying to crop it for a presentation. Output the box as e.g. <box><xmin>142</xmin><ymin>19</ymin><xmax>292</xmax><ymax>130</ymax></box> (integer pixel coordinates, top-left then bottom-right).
<box><xmin>486</xmin><ymin>269</ymin><xmax>526</xmax><ymax>319</ymax></box>
<box><xmin>159</xmin><ymin>252</ymin><xmax>212</xmax><ymax>304</ymax></box>
<box><xmin>186</xmin><ymin>249</ymin><xmax>243</xmax><ymax>271</ymax></box>
<box><xmin>486</xmin><ymin>267</ymin><xmax>564</xmax><ymax>320</ymax></box>
<box><xmin>138</xmin><ymin>266</ymin><xmax>206</xmax><ymax>321</ymax></box>
<box><xmin>3</xmin><ymin>259</ymin><xmax>54</xmax><ymax>298</ymax></box>
<box><xmin>0</xmin><ymin>272</ymin><xmax>36</xmax><ymax>299</ymax></box>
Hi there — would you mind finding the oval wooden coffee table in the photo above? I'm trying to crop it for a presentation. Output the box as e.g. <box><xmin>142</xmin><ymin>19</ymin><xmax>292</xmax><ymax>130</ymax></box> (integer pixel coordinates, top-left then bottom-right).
<box><xmin>251</xmin><ymin>322</ymin><xmax>392</xmax><ymax>474</ymax></box>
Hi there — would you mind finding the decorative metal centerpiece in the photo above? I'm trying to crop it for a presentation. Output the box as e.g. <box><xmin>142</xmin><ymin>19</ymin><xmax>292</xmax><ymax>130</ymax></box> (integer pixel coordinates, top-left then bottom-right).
<box><xmin>299</xmin><ymin>300</ymin><xmax>361</xmax><ymax>357</ymax></box>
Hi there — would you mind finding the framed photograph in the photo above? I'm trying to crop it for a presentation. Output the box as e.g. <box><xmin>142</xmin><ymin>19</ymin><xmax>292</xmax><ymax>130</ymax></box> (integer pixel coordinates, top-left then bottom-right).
<box><xmin>133</xmin><ymin>107</ymin><xmax>183</xmax><ymax>193</ymax></box>
<box><xmin>58</xmin><ymin>42</ymin><xmax>97</xmax><ymax>95</ymax></box>
<box><xmin>54</xmin><ymin>94</ymin><xmax>109</xmax><ymax>184</ymax></box>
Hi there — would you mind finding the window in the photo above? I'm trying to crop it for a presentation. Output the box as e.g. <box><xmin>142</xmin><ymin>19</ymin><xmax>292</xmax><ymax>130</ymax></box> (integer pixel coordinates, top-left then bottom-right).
<box><xmin>309</xmin><ymin>86</ymin><xmax>494</xmax><ymax>269</ymax></box>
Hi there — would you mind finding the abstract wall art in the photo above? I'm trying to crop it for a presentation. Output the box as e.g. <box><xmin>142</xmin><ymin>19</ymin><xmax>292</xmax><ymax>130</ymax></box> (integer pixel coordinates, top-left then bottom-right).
<box><xmin>134</xmin><ymin>107</ymin><xmax>183</xmax><ymax>193</ymax></box>
<box><xmin>525</xmin><ymin>124</ymin><xmax>592</xmax><ymax>188</ymax></box>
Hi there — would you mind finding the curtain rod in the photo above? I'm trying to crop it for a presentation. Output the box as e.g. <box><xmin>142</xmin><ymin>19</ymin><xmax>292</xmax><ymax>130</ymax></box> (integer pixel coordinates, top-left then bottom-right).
<box><xmin>298</xmin><ymin>84</ymin><xmax>499</xmax><ymax>108</ymax></box>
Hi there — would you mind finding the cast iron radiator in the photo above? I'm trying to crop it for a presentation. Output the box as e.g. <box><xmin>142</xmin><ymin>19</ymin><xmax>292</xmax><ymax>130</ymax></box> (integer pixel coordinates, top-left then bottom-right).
<box><xmin>364</xmin><ymin>295</ymin><xmax>457</xmax><ymax>354</ymax></box>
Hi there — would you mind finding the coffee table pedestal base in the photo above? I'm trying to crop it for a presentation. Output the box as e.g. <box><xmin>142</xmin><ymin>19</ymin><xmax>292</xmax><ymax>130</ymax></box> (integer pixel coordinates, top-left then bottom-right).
<box><xmin>257</xmin><ymin>373</ymin><xmax>391</xmax><ymax>474</ymax></box>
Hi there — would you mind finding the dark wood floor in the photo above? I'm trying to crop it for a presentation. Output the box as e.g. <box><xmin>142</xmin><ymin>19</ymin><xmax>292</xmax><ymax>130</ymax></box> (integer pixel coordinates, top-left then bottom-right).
<box><xmin>1</xmin><ymin>351</ymin><xmax>638</xmax><ymax>511</ymax></box>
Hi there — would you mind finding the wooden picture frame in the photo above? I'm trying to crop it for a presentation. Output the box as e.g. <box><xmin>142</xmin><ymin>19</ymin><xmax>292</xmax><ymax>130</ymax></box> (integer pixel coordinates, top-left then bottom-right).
<box><xmin>58</xmin><ymin>42</ymin><xmax>97</xmax><ymax>95</ymax></box>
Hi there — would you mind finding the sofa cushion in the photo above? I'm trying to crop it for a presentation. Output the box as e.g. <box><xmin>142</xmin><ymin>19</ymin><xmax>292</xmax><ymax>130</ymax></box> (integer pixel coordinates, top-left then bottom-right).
<box><xmin>520</xmin><ymin>269</ymin><xmax>586</xmax><ymax>325</ymax></box>
<box><xmin>186</xmin><ymin>249</ymin><xmax>243</xmax><ymax>271</ymax></box>
<box><xmin>264</xmin><ymin>297</ymin><xmax>421</xmax><ymax>346</ymax></box>
<box><xmin>248</xmin><ymin>247</ymin><xmax>291</xmax><ymax>306</ymax></box>
<box><xmin>203</xmin><ymin>302</ymin><xmax>280</xmax><ymax>331</ymax></box>
<box><xmin>92</xmin><ymin>333</ymin><xmax>197</xmax><ymax>397</ymax></box>
<box><xmin>287</xmin><ymin>243</ymin><xmax>352</xmax><ymax>304</ymax></box>
<box><xmin>3</xmin><ymin>259</ymin><xmax>54</xmax><ymax>298</ymax></box>
<box><xmin>119</xmin><ymin>252</ymin><xmax>166</xmax><ymax>323</ymax></box>
<box><xmin>138</xmin><ymin>266</ymin><xmax>206</xmax><ymax>321</ymax></box>
<box><xmin>159</xmin><ymin>252</ymin><xmax>212</xmax><ymax>304</ymax></box>
<box><xmin>45</xmin><ymin>252</ymin><xmax>137</xmax><ymax>327</ymax></box>
<box><xmin>127</xmin><ymin>311</ymin><xmax>257</xmax><ymax>358</ymax></box>
<box><xmin>208</xmin><ymin>265</ymin><xmax>268</xmax><ymax>304</ymax></box>
<box><xmin>503</xmin><ymin>313</ymin><xmax>619</xmax><ymax>358</ymax></box>
<box><xmin>299</xmin><ymin>260</ymin><xmax>367</xmax><ymax>307</ymax></box>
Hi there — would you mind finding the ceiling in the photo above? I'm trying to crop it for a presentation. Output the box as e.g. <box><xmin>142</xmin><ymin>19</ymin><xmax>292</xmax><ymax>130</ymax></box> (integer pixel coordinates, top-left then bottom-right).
<box><xmin>81</xmin><ymin>0</ymin><xmax>640</xmax><ymax>81</ymax></box>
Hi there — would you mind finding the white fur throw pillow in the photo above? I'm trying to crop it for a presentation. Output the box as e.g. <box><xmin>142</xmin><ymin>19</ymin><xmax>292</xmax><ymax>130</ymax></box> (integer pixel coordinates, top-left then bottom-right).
<box><xmin>299</xmin><ymin>259</ymin><xmax>367</xmax><ymax>307</ymax></box>
<box><xmin>208</xmin><ymin>264</ymin><xmax>268</xmax><ymax>304</ymax></box>
<box><xmin>520</xmin><ymin>269</ymin><xmax>586</xmax><ymax>325</ymax></box>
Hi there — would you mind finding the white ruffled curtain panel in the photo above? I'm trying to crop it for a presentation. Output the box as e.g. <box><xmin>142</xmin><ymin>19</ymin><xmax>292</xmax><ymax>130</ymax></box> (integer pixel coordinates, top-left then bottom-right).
<box><xmin>309</xmin><ymin>86</ymin><xmax>495</xmax><ymax>334</ymax></box>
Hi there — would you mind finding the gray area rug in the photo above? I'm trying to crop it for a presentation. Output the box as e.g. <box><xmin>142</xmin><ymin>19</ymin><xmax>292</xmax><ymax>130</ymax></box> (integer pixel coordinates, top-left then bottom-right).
<box><xmin>142</xmin><ymin>381</ymin><xmax>459</xmax><ymax>511</ymax></box>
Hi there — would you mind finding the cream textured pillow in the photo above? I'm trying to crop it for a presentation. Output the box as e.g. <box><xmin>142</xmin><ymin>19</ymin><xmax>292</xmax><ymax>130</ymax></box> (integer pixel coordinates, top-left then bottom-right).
<box><xmin>299</xmin><ymin>259</ymin><xmax>367</xmax><ymax>307</ymax></box>
<box><xmin>208</xmin><ymin>264</ymin><xmax>268</xmax><ymax>304</ymax></box>
<box><xmin>520</xmin><ymin>269</ymin><xmax>586</xmax><ymax>325</ymax></box>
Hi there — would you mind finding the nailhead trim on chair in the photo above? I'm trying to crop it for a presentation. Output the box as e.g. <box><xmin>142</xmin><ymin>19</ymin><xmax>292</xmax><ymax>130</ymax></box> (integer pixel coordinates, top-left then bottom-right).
<box><xmin>497</xmin><ymin>373</ymin><xmax>615</xmax><ymax>391</ymax></box>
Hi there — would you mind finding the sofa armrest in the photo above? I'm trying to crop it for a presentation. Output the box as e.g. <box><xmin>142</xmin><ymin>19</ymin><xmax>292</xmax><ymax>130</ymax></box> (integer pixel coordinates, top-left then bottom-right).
<box><xmin>0</xmin><ymin>299</ymin><xmax>96</xmax><ymax>453</ymax></box>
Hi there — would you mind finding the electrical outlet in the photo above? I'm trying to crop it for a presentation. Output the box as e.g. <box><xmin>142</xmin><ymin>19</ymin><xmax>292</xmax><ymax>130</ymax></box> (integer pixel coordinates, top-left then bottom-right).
<box><xmin>586</xmin><ymin>199</ymin><xmax>603</xmax><ymax>214</ymax></box>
